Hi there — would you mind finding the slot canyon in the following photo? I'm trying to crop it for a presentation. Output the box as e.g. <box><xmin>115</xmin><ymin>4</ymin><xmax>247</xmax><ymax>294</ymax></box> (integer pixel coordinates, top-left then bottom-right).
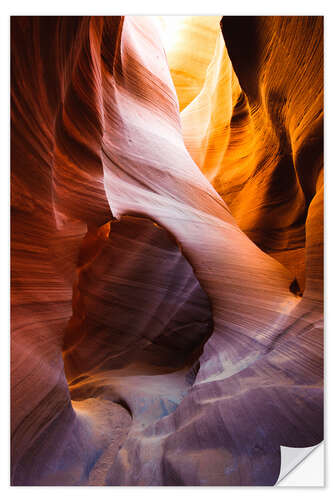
<box><xmin>11</xmin><ymin>15</ymin><xmax>323</xmax><ymax>486</ymax></box>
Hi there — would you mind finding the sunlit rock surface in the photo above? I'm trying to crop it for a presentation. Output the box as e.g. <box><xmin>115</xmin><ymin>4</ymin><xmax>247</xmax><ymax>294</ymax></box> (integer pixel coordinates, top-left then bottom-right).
<box><xmin>11</xmin><ymin>15</ymin><xmax>323</xmax><ymax>486</ymax></box>
<box><xmin>174</xmin><ymin>16</ymin><xmax>323</xmax><ymax>291</ymax></box>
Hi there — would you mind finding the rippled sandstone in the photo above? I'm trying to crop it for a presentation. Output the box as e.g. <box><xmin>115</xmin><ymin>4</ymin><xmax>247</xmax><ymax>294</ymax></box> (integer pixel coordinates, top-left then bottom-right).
<box><xmin>11</xmin><ymin>15</ymin><xmax>323</xmax><ymax>486</ymax></box>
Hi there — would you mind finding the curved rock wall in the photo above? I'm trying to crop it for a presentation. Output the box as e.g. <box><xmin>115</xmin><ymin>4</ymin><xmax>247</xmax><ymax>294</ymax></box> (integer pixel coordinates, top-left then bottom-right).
<box><xmin>178</xmin><ymin>16</ymin><xmax>323</xmax><ymax>291</ymax></box>
<box><xmin>11</xmin><ymin>15</ymin><xmax>323</xmax><ymax>486</ymax></box>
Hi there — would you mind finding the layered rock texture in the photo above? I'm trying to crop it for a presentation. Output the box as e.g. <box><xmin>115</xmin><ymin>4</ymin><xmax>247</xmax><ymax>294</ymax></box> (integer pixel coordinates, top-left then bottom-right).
<box><xmin>11</xmin><ymin>16</ymin><xmax>323</xmax><ymax>486</ymax></box>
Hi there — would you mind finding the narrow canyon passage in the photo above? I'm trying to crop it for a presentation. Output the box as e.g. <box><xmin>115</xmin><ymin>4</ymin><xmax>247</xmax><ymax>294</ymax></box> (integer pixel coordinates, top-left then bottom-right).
<box><xmin>11</xmin><ymin>15</ymin><xmax>323</xmax><ymax>486</ymax></box>
<box><xmin>61</xmin><ymin>215</ymin><xmax>214</xmax><ymax>484</ymax></box>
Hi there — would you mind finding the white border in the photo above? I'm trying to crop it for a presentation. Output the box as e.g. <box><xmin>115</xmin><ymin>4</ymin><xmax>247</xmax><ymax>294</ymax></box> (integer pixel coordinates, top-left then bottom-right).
<box><xmin>2</xmin><ymin>1</ymin><xmax>331</xmax><ymax>497</ymax></box>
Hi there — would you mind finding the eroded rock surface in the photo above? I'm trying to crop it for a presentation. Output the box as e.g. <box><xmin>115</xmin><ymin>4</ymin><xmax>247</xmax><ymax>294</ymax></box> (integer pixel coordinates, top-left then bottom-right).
<box><xmin>11</xmin><ymin>15</ymin><xmax>323</xmax><ymax>486</ymax></box>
